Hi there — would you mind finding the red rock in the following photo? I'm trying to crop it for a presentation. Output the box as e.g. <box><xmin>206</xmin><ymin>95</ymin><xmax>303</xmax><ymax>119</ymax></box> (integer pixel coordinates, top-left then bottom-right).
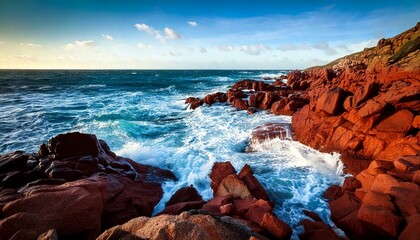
<box><xmin>249</xmin><ymin>94</ymin><xmax>257</xmax><ymax>107</ymax></box>
<box><xmin>343</xmin><ymin>96</ymin><xmax>353</xmax><ymax>111</ymax></box>
<box><xmin>258</xmin><ymin>92</ymin><xmax>278</xmax><ymax>110</ymax></box>
<box><xmin>291</xmin><ymin>81</ymin><xmax>301</xmax><ymax>90</ymax></box>
<box><xmin>97</xmin><ymin>212</ymin><xmax>255</xmax><ymax>240</ymax></box>
<box><xmin>47</xmin><ymin>132</ymin><xmax>101</xmax><ymax>159</ymax></box>
<box><xmin>322</xmin><ymin>185</ymin><xmax>343</xmax><ymax>201</ymax></box>
<box><xmin>357</xmin><ymin>204</ymin><xmax>401</xmax><ymax>238</ymax></box>
<box><xmin>341</xmin><ymin>177</ymin><xmax>362</xmax><ymax>192</ymax></box>
<box><xmin>0</xmin><ymin>151</ymin><xmax>29</xmax><ymax>174</ymax></box>
<box><xmin>238</xmin><ymin>164</ymin><xmax>270</xmax><ymax>200</ymax></box>
<box><xmin>353</xmin><ymin>82</ymin><xmax>378</xmax><ymax>107</ymax></box>
<box><xmin>386</xmin><ymin>181</ymin><xmax>419</xmax><ymax>220</ymax></box>
<box><xmin>315</xmin><ymin>87</ymin><xmax>345</xmax><ymax>115</ymax></box>
<box><xmin>375</xmin><ymin>109</ymin><xmax>414</xmax><ymax>132</ymax></box>
<box><xmin>299</xmin><ymin>219</ymin><xmax>342</xmax><ymax>240</ymax></box>
<box><xmin>159</xmin><ymin>200</ymin><xmax>206</xmax><ymax>215</ymax></box>
<box><xmin>369</xmin><ymin>174</ymin><xmax>400</xmax><ymax>194</ymax></box>
<box><xmin>395</xmin><ymin>100</ymin><xmax>420</xmax><ymax>112</ymax></box>
<box><xmin>220</xmin><ymin>203</ymin><xmax>236</xmax><ymax>215</ymax></box>
<box><xmin>37</xmin><ymin>229</ymin><xmax>59</xmax><ymax>240</ymax></box>
<box><xmin>367</xmin><ymin>160</ymin><xmax>394</xmax><ymax>176</ymax></box>
<box><xmin>329</xmin><ymin>193</ymin><xmax>361</xmax><ymax>222</ymax></box>
<box><xmin>399</xmin><ymin>214</ymin><xmax>420</xmax><ymax>240</ymax></box>
<box><xmin>216</xmin><ymin>174</ymin><xmax>253</xmax><ymax>199</ymax></box>
<box><xmin>247</xmin><ymin>107</ymin><xmax>257</xmax><ymax>115</ymax></box>
<box><xmin>233</xmin><ymin>99</ymin><xmax>249</xmax><ymax>110</ymax></box>
<box><xmin>165</xmin><ymin>186</ymin><xmax>203</xmax><ymax>207</ymax></box>
<box><xmin>356</xmin><ymin>99</ymin><xmax>387</xmax><ymax>118</ymax></box>
<box><xmin>243</xmin><ymin>199</ymin><xmax>273</xmax><ymax>225</ymax></box>
<box><xmin>354</xmin><ymin>188</ymin><xmax>368</xmax><ymax>201</ymax></box>
<box><xmin>412</xmin><ymin>115</ymin><xmax>420</xmax><ymax>128</ymax></box>
<box><xmin>356</xmin><ymin>170</ymin><xmax>376</xmax><ymax>189</ymax></box>
<box><xmin>209</xmin><ymin>162</ymin><xmax>236</xmax><ymax>193</ymax></box>
<box><xmin>362</xmin><ymin>190</ymin><xmax>396</xmax><ymax>210</ymax></box>
<box><xmin>185</xmin><ymin>97</ymin><xmax>200</xmax><ymax>104</ymax></box>
<box><xmin>335</xmin><ymin>210</ymin><xmax>377</xmax><ymax>240</ymax></box>
<box><xmin>302</xmin><ymin>210</ymin><xmax>323</xmax><ymax>222</ymax></box>
<box><xmin>412</xmin><ymin>171</ymin><xmax>420</xmax><ymax>184</ymax></box>
<box><xmin>0</xmin><ymin>178</ymin><xmax>105</xmax><ymax>240</ymax></box>
<box><xmin>248</xmin><ymin>123</ymin><xmax>289</xmax><ymax>144</ymax></box>
<box><xmin>270</xmin><ymin>99</ymin><xmax>287</xmax><ymax>115</ymax></box>
<box><xmin>394</xmin><ymin>155</ymin><xmax>420</xmax><ymax>172</ymax></box>
<box><xmin>260</xmin><ymin>213</ymin><xmax>292</xmax><ymax>240</ymax></box>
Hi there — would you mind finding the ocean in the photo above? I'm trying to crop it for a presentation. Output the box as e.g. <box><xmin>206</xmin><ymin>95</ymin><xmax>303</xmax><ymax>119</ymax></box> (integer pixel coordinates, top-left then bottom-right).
<box><xmin>0</xmin><ymin>69</ymin><xmax>344</xmax><ymax>237</ymax></box>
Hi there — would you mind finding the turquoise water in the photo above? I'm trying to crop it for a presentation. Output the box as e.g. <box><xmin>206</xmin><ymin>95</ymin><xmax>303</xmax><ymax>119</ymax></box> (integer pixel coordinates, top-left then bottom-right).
<box><xmin>0</xmin><ymin>70</ymin><xmax>343</xmax><ymax>237</ymax></box>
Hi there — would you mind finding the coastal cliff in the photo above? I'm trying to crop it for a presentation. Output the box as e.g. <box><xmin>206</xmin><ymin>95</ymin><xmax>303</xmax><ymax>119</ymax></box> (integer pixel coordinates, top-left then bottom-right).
<box><xmin>290</xmin><ymin>22</ymin><xmax>420</xmax><ymax>239</ymax></box>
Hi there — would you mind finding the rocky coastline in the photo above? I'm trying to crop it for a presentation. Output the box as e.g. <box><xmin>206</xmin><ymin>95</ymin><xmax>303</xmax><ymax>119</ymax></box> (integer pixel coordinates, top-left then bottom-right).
<box><xmin>185</xmin><ymin>22</ymin><xmax>419</xmax><ymax>239</ymax></box>
<box><xmin>0</xmin><ymin>23</ymin><xmax>418</xmax><ymax>239</ymax></box>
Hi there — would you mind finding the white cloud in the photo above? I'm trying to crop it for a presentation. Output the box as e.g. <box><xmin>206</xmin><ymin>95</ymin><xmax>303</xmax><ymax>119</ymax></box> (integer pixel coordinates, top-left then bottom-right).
<box><xmin>8</xmin><ymin>55</ymin><xmax>36</xmax><ymax>61</ymax></box>
<box><xmin>64</xmin><ymin>40</ymin><xmax>96</xmax><ymax>50</ymax></box>
<box><xmin>199</xmin><ymin>47</ymin><xmax>207</xmax><ymax>53</ymax></box>
<box><xmin>240</xmin><ymin>44</ymin><xmax>271</xmax><ymax>55</ymax></box>
<box><xmin>277</xmin><ymin>43</ymin><xmax>311</xmax><ymax>51</ymax></box>
<box><xmin>20</xmin><ymin>43</ymin><xmax>42</xmax><ymax>47</ymax></box>
<box><xmin>164</xmin><ymin>27</ymin><xmax>182</xmax><ymax>40</ymax></box>
<box><xmin>188</xmin><ymin>21</ymin><xmax>198</xmax><ymax>27</ymax></box>
<box><xmin>311</xmin><ymin>42</ymin><xmax>337</xmax><ymax>56</ymax></box>
<box><xmin>137</xmin><ymin>42</ymin><xmax>154</xmax><ymax>49</ymax></box>
<box><xmin>134</xmin><ymin>23</ymin><xmax>182</xmax><ymax>43</ymax></box>
<box><xmin>0</xmin><ymin>42</ymin><xmax>6</xmax><ymax>46</ymax></box>
<box><xmin>216</xmin><ymin>45</ymin><xmax>234</xmax><ymax>52</ymax></box>
<box><xmin>101</xmin><ymin>34</ymin><xmax>113</xmax><ymax>40</ymax></box>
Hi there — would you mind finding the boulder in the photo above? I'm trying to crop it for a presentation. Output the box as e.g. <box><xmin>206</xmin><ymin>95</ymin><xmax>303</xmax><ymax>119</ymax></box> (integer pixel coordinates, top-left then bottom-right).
<box><xmin>96</xmin><ymin>212</ymin><xmax>255</xmax><ymax>240</ymax></box>
<box><xmin>316</xmin><ymin>87</ymin><xmax>345</xmax><ymax>115</ymax></box>
<box><xmin>375</xmin><ymin>110</ymin><xmax>414</xmax><ymax>132</ymax></box>
<box><xmin>166</xmin><ymin>186</ymin><xmax>203</xmax><ymax>207</ymax></box>
<box><xmin>0</xmin><ymin>152</ymin><xmax>29</xmax><ymax>174</ymax></box>
<box><xmin>399</xmin><ymin>214</ymin><xmax>420</xmax><ymax>240</ymax></box>
<box><xmin>248</xmin><ymin>123</ymin><xmax>289</xmax><ymax>144</ymax></box>
<box><xmin>216</xmin><ymin>174</ymin><xmax>253</xmax><ymax>199</ymax></box>
<box><xmin>209</xmin><ymin>162</ymin><xmax>236</xmax><ymax>193</ymax></box>
<box><xmin>353</xmin><ymin>82</ymin><xmax>378</xmax><ymax>107</ymax></box>
<box><xmin>260</xmin><ymin>213</ymin><xmax>292</xmax><ymax>240</ymax></box>
<box><xmin>238</xmin><ymin>164</ymin><xmax>270</xmax><ymax>200</ymax></box>
<box><xmin>48</xmin><ymin>132</ymin><xmax>101</xmax><ymax>158</ymax></box>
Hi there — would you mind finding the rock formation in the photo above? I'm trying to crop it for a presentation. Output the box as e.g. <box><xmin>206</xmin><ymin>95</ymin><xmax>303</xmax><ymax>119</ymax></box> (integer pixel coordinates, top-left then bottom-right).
<box><xmin>0</xmin><ymin>132</ymin><xmax>176</xmax><ymax>240</ymax></box>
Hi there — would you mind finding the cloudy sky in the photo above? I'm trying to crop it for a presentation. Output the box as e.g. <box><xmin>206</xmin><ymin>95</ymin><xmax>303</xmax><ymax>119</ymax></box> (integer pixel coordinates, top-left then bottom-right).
<box><xmin>0</xmin><ymin>0</ymin><xmax>419</xmax><ymax>69</ymax></box>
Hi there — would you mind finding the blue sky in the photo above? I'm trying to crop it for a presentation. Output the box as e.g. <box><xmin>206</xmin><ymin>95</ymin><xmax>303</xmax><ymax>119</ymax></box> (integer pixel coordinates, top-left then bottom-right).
<box><xmin>0</xmin><ymin>0</ymin><xmax>419</xmax><ymax>69</ymax></box>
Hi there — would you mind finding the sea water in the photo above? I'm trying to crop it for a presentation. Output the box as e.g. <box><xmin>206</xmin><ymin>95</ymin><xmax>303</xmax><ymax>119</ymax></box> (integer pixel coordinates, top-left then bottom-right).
<box><xmin>0</xmin><ymin>70</ymin><xmax>344</xmax><ymax>238</ymax></box>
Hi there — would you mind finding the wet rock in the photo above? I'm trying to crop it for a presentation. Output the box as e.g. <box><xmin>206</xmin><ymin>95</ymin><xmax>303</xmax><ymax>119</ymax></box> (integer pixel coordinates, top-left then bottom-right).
<box><xmin>166</xmin><ymin>186</ymin><xmax>203</xmax><ymax>207</ymax></box>
<box><xmin>216</xmin><ymin>174</ymin><xmax>253</xmax><ymax>199</ymax></box>
<box><xmin>248</xmin><ymin>123</ymin><xmax>289</xmax><ymax>146</ymax></box>
<box><xmin>260</xmin><ymin>213</ymin><xmax>292</xmax><ymax>240</ymax></box>
<box><xmin>238</xmin><ymin>164</ymin><xmax>270</xmax><ymax>200</ymax></box>
<box><xmin>0</xmin><ymin>151</ymin><xmax>29</xmax><ymax>174</ymax></box>
<box><xmin>48</xmin><ymin>132</ymin><xmax>101</xmax><ymax>159</ymax></box>
<box><xmin>209</xmin><ymin>162</ymin><xmax>236</xmax><ymax>194</ymax></box>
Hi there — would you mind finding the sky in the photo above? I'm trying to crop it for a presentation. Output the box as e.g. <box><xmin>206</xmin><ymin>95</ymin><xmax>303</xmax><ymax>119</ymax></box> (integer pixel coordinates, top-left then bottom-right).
<box><xmin>0</xmin><ymin>0</ymin><xmax>419</xmax><ymax>69</ymax></box>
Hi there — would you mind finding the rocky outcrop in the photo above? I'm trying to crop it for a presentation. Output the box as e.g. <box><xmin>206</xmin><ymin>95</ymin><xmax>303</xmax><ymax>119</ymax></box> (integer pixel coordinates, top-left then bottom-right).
<box><xmin>0</xmin><ymin>132</ymin><xmax>176</xmax><ymax>240</ymax></box>
<box><xmin>291</xmin><ymin>22</ymin><xmax>420</xmax><ymax>240</ymax></box>
<box><xmin>186</xmin><ymin>79</ymin><xmax>309</xmax><ymax>116</ymax></box>
<box><xmin>151</xmin><ymin>161</ymin><xmax>292</xmax><ymax>240</ymax></box>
